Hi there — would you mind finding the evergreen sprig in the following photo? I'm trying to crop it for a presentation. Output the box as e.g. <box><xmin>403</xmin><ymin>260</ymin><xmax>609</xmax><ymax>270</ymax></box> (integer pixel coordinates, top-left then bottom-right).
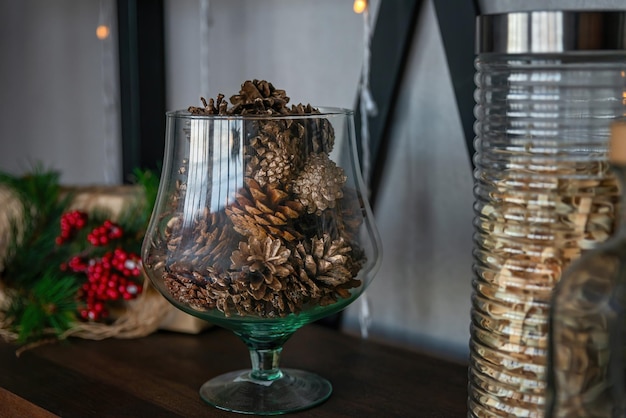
<box><xmin>7</xmin><ymin>269</ymin><xmax>79</xmax><ymax>343</ymax></box>
<box><xmin>1</xmin><ymin>168</ymin><xmax>72</xmax><ymax>288</ymax></box>
<box><xmin>0</xmin><ymin>167</ymin><xmax>160</xmax><ymax>344</ymax></box>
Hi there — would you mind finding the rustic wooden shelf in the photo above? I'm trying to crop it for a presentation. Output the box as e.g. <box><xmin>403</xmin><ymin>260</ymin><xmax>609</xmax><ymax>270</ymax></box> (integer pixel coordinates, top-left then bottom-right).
<box><xmin>0</xmin><ymin>324</ymin><xmax>467</xmax><ymax>417</ymax></box>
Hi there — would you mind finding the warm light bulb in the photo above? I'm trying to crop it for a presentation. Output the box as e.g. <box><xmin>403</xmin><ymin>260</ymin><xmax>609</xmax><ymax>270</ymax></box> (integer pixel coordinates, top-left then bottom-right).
<box><xmin>353</xmin><ymin>0</ymin><xmax>367</xmax><ymax>14</ymax></box>
<box><xmin>96</xmin><ymin>24</ymin><xmax>110</xmax><ymax>40</ymax></box>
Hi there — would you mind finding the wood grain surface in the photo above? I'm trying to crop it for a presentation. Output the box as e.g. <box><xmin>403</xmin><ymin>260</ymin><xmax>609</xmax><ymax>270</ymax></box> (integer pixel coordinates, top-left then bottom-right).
<box><xmin>0</xmin><ymin>325</ymin><xmax>468</xmax><ymax>417</ymax></box>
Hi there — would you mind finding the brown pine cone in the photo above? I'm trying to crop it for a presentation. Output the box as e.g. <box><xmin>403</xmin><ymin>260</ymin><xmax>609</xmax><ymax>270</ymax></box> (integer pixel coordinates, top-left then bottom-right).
<box><xmin>230</xmin><ymin>236</ymin><xmax>293</xmax><ymax>300</ymax></box>
<box><xmin>245</xmin><ymin>124</ymin><xmax>302</xmax><ymax>189</ymax></box>
<box><xmin>291</xmin><ymin>233</ymin><xmax>365</xmax><ymax>309</ymax></box>
<box><xmin>292</xmin><ymin>153</ymin><xmax>347</xmax><ymax>214</ymax></box>
<box><xmin>226</xmin><ymin>178</ymin><xmax>305</xmax><ymax>242</ymax></box>
<box><xmin>291</xmin><ymin>103</ymin><xmax>335</xmax><ymax>154</ymax></box>
<box><xmin>188</xmin><ymin>94</ymin><xmax>229</xmax><ymax>115</ymax></box>
<box><xmin>253</xmin><ymin>140</ymin><xmax>295</xmax><ymax>188</ymax></box>
<box><xmin>164</xmin><ymin>209</ymin><xmax>239</xmax><ymax>271</ymax></box>
<box><xmin>229</xmin><ymin>80</ymin><xmax>290</xmax><ymax>115</ymax></box>
<box><xmin>294</xmin><ymin>234</ymin><xmax>356</xmax><ymax>287</ymax></box>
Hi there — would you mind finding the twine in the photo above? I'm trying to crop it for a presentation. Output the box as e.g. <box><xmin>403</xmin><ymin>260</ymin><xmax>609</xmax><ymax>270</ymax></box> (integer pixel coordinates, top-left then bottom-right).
<box><xmin>0</xmin><ymin>276</ymin><xmax>172</xmax><ymax>356</ymax></box>
<box><xmin>59</xmin><ymin>277</ymin><xmax>170</xmax><ymax>341</ymax></box>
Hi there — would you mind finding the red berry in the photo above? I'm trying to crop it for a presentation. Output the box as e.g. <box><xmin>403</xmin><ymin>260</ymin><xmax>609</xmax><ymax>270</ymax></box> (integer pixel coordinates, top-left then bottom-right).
<box><xmin>56</xmin><ymin>211</ymin><xmax>89</xmax><ymax>245</ymax></box>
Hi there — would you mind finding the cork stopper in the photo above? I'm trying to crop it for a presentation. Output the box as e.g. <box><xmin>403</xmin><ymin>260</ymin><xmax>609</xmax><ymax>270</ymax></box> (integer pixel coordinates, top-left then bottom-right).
<box><xmin>610</xmin><ymin>121</ymin><xmax>626</xmax><ymax>165</ymax></box>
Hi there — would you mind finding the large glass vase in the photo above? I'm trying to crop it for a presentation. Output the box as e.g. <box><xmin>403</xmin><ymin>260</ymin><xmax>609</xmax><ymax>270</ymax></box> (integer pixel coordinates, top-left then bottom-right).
<box><xmin>141</xmin><ymin>108</ymin><xmax>382</xmax><ymax>415</ymax></box>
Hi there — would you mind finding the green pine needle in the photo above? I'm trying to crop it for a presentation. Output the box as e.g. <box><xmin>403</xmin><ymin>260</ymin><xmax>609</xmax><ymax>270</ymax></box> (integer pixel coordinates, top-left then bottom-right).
<box><xmin>11</xmin><ymin>270</ymin><xmax>79</xmax><ymax>343</ymax></box>
<box><xmin>0</xmin><ymin>168</ymin><xmax>72</xmax><ymax>288</ymax></box>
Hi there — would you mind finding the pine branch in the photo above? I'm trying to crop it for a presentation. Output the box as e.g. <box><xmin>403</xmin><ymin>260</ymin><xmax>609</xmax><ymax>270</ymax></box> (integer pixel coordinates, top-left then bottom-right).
<box><xmin>0</xmin><ymin>169</ymin><xmax>72</xmax><ymax>287</ymax></box>
<box><xmin>8</xmin><ymin>268</ymin><xmax>79</xmax><ymax>343</ymax></box>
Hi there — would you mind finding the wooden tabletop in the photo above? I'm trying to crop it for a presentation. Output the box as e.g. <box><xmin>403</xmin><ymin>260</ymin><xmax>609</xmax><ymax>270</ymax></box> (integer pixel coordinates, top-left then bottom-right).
<box><xmin>0</xmin><ymin>325</ymin><xmax>468</xmax><ymax>417</ymax></box>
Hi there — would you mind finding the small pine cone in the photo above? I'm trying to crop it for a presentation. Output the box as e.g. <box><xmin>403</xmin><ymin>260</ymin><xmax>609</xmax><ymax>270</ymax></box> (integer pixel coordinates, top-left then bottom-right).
<box><xmin>190</xmin><ymin>209</ymin><xmax>240</xmax><ymax>270</ymax></box>
<box><xmin>226</xmin><ymin>178</ymin><xmax>305</xmax><ymax>242</ymax></box>
<box><xmin>230</xmin><ymin>236</ymin><xmax>293</xmax><ymax>301</ymax></box>
<box><xmin>291</xmin><ymin>233</ymin><xmax>365</xmax><ymax>308</ymax></box>
<box><xmin>291</xmin><ymin>104</ymin><xmax>335</xmax><ymax>154</ymax></box>
<box><xmin>294</xmin><ymin>234</ymin><xmax>356</xmax><ymax>288</ymax></box>
<box><xmin>245</xmin><ymin>119</ymin><xmax>303</xmax><ymax>188</ymax></box>
<box><xmin>292</xmin><ymin>153</ymin><xmax>347</xmax><ymax>214</ymax></box>
<box><xmin>252</xmin><ymin>140</ymin><xmax>295</xmax><ymax>188</ymax></box>
<box><xmin>229</xmin><ymin>80</ymin><xmax>290</xmax><ymax>115</ymax></box>
<box><xmin>188</xmin><ymin>94</ymin><xmax>229</xmax><ymax>115</ymax></box>
<box><xmin>163</xmin><ymin>209</ymin><xmax>239</xmax><ymax>271</ymax></box>
<box><xmin>282</xmin><ymin>276</ymin><xmax>309</xmax><ymax>312</ymax></box>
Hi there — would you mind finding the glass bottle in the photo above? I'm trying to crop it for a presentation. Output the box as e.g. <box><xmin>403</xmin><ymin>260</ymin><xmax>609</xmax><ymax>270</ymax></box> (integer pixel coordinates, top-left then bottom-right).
<box><xmin>546</xmin><ymin>121</ymin><xmax>626</xmax><ymax>417</ymax></box>
<box><xmin>469</xmin><ymin>11</ymin><xmax>626</xmax><ymax>417</ymax></box>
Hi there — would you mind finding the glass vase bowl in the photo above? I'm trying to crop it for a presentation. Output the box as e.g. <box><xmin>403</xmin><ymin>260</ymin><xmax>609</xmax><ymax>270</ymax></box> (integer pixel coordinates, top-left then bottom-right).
<box><xmin>141</xmin><ymin>107</ymin><xmax>382</xmax><ymax>415</ymax></box>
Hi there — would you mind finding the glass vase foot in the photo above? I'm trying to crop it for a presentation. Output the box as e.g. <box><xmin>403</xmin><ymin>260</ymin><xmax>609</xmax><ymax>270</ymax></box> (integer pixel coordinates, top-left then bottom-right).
<box><xmin>199</xmin><ymin>368</ymin><xmax>332</xmax><ymax>415</ymax></box>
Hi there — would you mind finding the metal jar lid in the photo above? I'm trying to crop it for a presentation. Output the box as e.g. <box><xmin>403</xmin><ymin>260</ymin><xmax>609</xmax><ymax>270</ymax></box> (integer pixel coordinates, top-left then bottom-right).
<box><xmin>476</xmin><ymin>10</ymin><xmax>626</xmax><ymax>54</ymax></box>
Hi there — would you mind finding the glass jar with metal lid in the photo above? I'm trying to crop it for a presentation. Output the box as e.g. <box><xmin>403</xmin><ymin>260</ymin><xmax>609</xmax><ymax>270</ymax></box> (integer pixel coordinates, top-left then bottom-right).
<box><xmin>470</xmin><ymin>10</ymin><xmax>626</xmax><ymax>417</ymax></box>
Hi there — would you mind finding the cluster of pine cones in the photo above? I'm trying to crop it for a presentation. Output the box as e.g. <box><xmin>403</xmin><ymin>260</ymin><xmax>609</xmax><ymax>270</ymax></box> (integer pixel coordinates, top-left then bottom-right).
<box><xmin>151</xmin><ymin>80</ymin><xmax>366</xmax><ymax>318</ymax></box>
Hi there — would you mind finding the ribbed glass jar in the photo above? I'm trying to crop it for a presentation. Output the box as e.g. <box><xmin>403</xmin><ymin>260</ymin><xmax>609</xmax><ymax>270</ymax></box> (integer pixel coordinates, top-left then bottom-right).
<box><xmin>545</xmin><ymin>121</ymin><xmax>626</xmax><ymax>418</ymax></box>
<box><xmin>469</xmin><ymin>11</ymin><xmax>626</xmax><ymax>418</ymax></box>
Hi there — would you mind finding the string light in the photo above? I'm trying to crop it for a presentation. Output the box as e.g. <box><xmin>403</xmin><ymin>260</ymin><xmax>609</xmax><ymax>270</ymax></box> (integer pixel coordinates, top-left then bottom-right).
<box><xmin>97</xmin><ymin>0</ymin><xmax>122</xmax><ymax>184</ymax></box>
<box><xmin>353</xmin><ymin>0</ymin><xmax>367</xmax><ymax>14</ymax></box>
<box><xmin>96</xmin><ymin>24</ymin><xmax>110</xmax><ymax>40</ymax></box>
<box><xmin>355</xmin><ymin>0</ymin><xmax>376</xmax><ymax>339</ymax></box>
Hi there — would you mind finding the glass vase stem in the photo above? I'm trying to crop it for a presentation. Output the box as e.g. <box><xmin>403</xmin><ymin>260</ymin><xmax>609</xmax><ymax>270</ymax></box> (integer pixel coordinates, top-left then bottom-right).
<box><xmin>250</xmin><ymin>348</ymin><xmax>283</xmax><ymax>381</ymax></box>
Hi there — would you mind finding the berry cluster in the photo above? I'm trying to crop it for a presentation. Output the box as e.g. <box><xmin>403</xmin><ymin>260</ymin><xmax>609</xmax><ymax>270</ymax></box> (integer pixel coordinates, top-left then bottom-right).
<box><xmin>55</xmin><ymin>210</ymin><xmax>88</xmax><ymax>245</ymax></box>
<box><xmin>56</xmin><ymin>211</ymin><xmax>144</xmax><ymax>322</ymax></box>
<box><xmin>87</xmin><ymin>220</ymin><xmax>124</xmax><ymax>246</ymax></box>
<box><xmin>74</xmin><ymin>249</ymin><xmax>143</xmax><ymax>321</ymax></box>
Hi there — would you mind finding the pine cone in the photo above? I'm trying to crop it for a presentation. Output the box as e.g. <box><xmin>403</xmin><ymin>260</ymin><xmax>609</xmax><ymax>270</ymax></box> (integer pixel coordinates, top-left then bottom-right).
<box><xmin>187</xmin><ymin>79</ymin><xmax>290</xmax><ymax>117</ymax></box>
<box><xmin>230</xmin><ymin>236</ymin><xmax>293</xmax><ymax>301</ymax></box>
<box><xmin>226</xmin><ymin>178</ymin><xmax>305</xmax><ymax>242</ymax></box>
<box><xmin>292</xmin><ymin>153</ymin><xmax>347</xmax><ymax>214</ymax></box>
<box><xmin>299</xmin><ymin>188</ymin><xmax>365</xmax><ymax>244</ymax></box>
<box><xmin>295</xmin><ymin>234</ymin><xmax>355</xmax><ymax>287</ymax></box>
<box><xmin>230</xmin><ymin>276</ymin><xmax>310</xmax><ymax>317</ymax></box>
<box><xmin>334</xmin><ymin>188</ymin><xmax>365</xmax><ymax>242</ymax></box>
<box><xmin>245</xmin><ymin>127</ymin><xmax>301</xmax><ymax>189</ymax></box>
<box><xmin>164</xmin><ymin>209</ymin><xmax>239</xmax><ymax>271</ymax></box>
<box><xmin>291</xmin><ymin>103</ymin><xmax>335</xmax><ymax>154</ymax></box>
<box><xmin>188</xmin><ymin>94</ymin><xmax>229</xmax><ymax>115</ymax></box>
<box><xmin>292</xmin><ymin>234</ymin><xmax>363</xmax><ymax>306</ymax></box>
<box><xmin>253</xmin><ymin>141</ymin><xmax>295</xmax><ymax>188</ymax></box>
<box><xmin>229</xmin><ymin>80</ymin><xmax>290</xmax><ymax>115</ymax></box>
<box><xmin>243</xmin><ymin>115</ymin><xmax>308</xmax><ymax>189</ymax></box>
<box><xmin>164</xmin><ymin>267</ymin><xmax>250</xmax><ymax>316</ymax></box>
